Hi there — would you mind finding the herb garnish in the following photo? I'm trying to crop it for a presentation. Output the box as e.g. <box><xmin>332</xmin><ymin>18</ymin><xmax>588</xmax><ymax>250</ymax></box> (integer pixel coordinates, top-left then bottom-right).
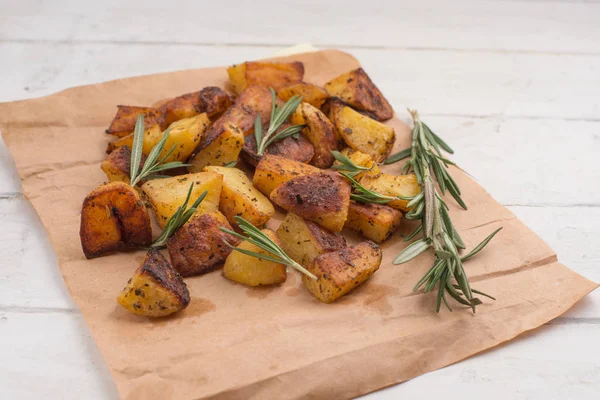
<box><xmin>330</xmin><ymin>150</ymin><xmax>376</xmax><ymax>178</ymax></box>
<box><xmin>220</xmin><ymin>216</ymin><xmax>317</xmax><ymax>280</ymax></box>
<box><xmin>151</xmin><ymin>184</ymin><xmax>207</xmax><ymax>248</ymax></box>
<box><xmin>339</xmin><ymin>172</ymin><xmax>414</xmax><ymax>205</ymax></box>
<box><xmin>254</xmin><ymin>88</ymin><xmax>305</xmax><ymax>156</ymax></box>
<box><xmin>129</xmin><ymin>114</ymin><xmax>190</xmax><ymax>187</ymax></box>
<box><xmin>389</xmin><ymin>109</ymin><xmax>501</xmax><ymax>312</ymax></box>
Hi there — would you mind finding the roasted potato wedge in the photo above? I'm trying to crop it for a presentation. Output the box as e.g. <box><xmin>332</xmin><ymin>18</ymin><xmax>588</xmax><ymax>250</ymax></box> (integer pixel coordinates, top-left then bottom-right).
<box><xmin>141</xmin><ymin>172</ymin><xmax>222</xmax><ymax>229</ymax></box>
<box><xmin>158</xmin><ymin>86</ymin><xmax>232</xmax><ymax>126</ymax></box>
<box><xmin>253</xmin><ymin>154</ymin><xmax>320</xmax><ymax>197</ymax></box>
<box><xmin>117</xmin><ymin>249</ymin><xmax>190</xmax><ymax>317</ymax></box>
<box><xmin>303</xmin><ymin>241</ymin><xmax>382</xmax><ymax>303</ymax></box>
<box><xmin>100</xmin><ymin>146</ymin><xmax>146</xmax><ymax>184</ymax></box>
<box><xmin>187</xmin><ymin>122</ymin><xmax>244</xmax><ymax>173</ymax></box>
<box><xmin>345</xmin><ymin>201</ymin><xmax>403</xmax><ymax>243</ymax></box>
<box><xmin>228</xmin><ymin>61</ymin><xmax>304</xmax><ymax>94</ymax></box>
<box><xmin>167</xmin><ymin>211</ymin><xmax>239</xmax><ymax>277</ymax></box>
<box><xmin>291</xmin><ymin>102</ymin><xmax>337</xmax><ymax>168</ymax></box>
<box><xmin>202</xmin><ymin>166</ymin><xmax>275</xmax><ymax>228</ymax></box>
<box><xmin>324</xmin><ymin>68</ymin><xmax>394</xmax><ymax>121</ymax></box>
<box><xmin>105</xmin><ymin>106</ymin><xmax>166</xmax><ymax>137</ymax></box>
<box><xmin>80</xmin><ymin>182</ymin><xmax>152</xmax><ymax>259</ymax></box>
<box><xmin>276</xmin><ymin>213</ymin><xmax>346</xmax><ymax>266</ymax></box>
<box><xmin>278</xmin><ymin>82</ymin><xmax>329</xmax><ymax>108</ymax></box>
<box><xmin>270</xmin><ymin>171</ymin><xmax>350</xmax><ymax>232</ymax></box>
<box><xmin>188</xmin><ymin>86</ymin><xmax>281</xmax><ymax>167</ymax></box>
<box><xmin>223</xmin><ymin>229</ymin><xmax>287</xmax><ymax>286</ymax></box>
<box><xmin>333</xmin><ymin>148</ymin><xmax>380</xmax><ymax>180</ymax></box>
<box><xmin>106</xmin><ymin>113</ymin><xmax>209</xmax><ymax>161</ymax></box>
<box><xmin>241</xmin><ymin>125</ymin><xmax>314</xmax><ymax>167</ymax></box>
<box><xmin>330</xmin><ymin>105</ymin><xmax>395</xmax><ymax>162</ymax></box>
<box><xmin>358</xmin><ymin>173</ymin><xmax>421</xmax><ymax>212</ymax></box>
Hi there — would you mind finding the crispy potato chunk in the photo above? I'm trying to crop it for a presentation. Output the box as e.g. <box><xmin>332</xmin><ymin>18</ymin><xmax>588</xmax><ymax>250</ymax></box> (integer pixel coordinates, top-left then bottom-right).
<box><xmin>167</xmin><ymin>211</ymin><xmax>239</xmax><ymax>277</ymax></box>
<box><xmin>227</xmin><ymin>61</ymin><xmax>304</xmax><ymax>94</ymax></box>
<box><xmin>80</xmin><ymin>182</ymin><xmax>152</xmax><ymax>259</ymax></box>
<box><xmin>187</xmin><ymin>122</ymin><xmax>244</xmax><ymax>173</ymax></box>
<box><xmin>276</xmin><ymin>213</ymin><xmax>346</xmax><ymax>266</ymax></box>
<box><xmin>141</xmin><ymin>172</ymin><xmax>222</xmax><ymax>229</ymax></box>
<box><xmin>188</xmin><ymin>86</ymin><xmax>281</xmax><ymax>167</ymax></box>
<box><xmin>270</xmin><ymin>171</ymin><xmax>350</xmax><ymax>232</ymax></box>
<box><xmin>303</xmin><ymin>241</ymin><xmax>382</xmax><ymax>303</ymax></box>
<box><xmin>358</xmin><ymin>173</ymin><xmax>421</xmax><ymax>212</ymax></box>
<box><xmin>117</xmin><ymin>249</ymin><xmax>190</xmax><ymax>317</ymax></box>
<box><xmin>333</xmin><ymin>148</ymin><xmax>380</xmax><ymax>180</ymax></box>
<box><xmin>345</xmin><ymin>201</ymin><xmax>403</xmax><ymax>243</ymax></box>
<box><xmin>100</xmin><ymin>146</ymin><xmax>146</xmax><ymax>184</ymax></box>
<box><xmin>291</xmin><ymin>102</ymin><xmax>337</xmax><ymax>168</ymax></box>
<box><xmin>241</xmin><ymin>125</ymin><xmax>314</xmax><ymax>167</ymax></box>
<box><xmin>324</xmin><ymin>68</ymin><xmax>394</xmax><ymax>121</ymax></box>
<box><xmin>330</xmin><ymin>105</ymin><xmax>395</xmax><ymax>162</ymax></box>
<box><xmin>158</xmin><ymin>86</ymin><xmax>232</xmax><ymax>126</ymax></box>
<box><xmin>106</xmin><ymin>124</ymin><xmax>160</xmax><ymax>154</ymax></box>
<box><xmin>202</xmin><ymin>166</ymin><xmax>275</xmax><ymax>228</ymax></box>
<box><xmin>253</xmin><ymin>154</ymin><xmax>320</xmax><ymax>197</ymax></box>
<box><xmin>278</xmin><ymin>82</ymin><xmax>329</xmax><ymax>108</ymax></box>
<box><xmin>105</xmin><ymin>106</ymin><xmax>166</xmax><ymax>137</ymax></box>
<box><xmin>223</xmin><ymin>229</ymin><xmax>287</xmax><ymax>286</ymax></box>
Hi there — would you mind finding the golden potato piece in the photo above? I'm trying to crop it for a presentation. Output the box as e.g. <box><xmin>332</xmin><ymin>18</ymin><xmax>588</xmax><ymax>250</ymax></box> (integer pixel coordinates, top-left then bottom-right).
<box><xmin>269</xmin><ymin>171</ymin><xmax>350</xmax><ymax>232</ymax></box>
<box><xmin>345</xmin><ymin>201</ymin><xmax>403</xmax><ymax>243</ymax></box>
<box><xmin>117</xmin><ymin>249</ymin><xmax>190</xmax><ymax>317</ymax></box>
<box><xmin>167</xmin><ymin>211</ymin><xmax>240</xmax><ymax>277</ymax></box>
<box><xmin>303</xmin><ymin>241</ymin><xmax>382</xmax><ymax>303</ymax></box>
<box><xmin>187</xmin><ymin>122</ymin><xmax>244</xmax><ymax>173</ymax></box>
<box><xmin>358</xmin><ymin>173</ymin><xmax>421</xmax><ymax>212</ymax></box>
<box><xmin>100</xmin><ymin>146</ymin><xmax>146</xmax><ymax>184</ymax></box>
<box><xmin>202</xmin><ymin>166</ymin><xmax>275</xmax><ymax>228</ymax></box>
<box><xmin>141</xmin><ymin>172</ymin><xmax>222</xmax><ymax>229</ymax></box>
<box><xmin>80</xmin><ymin>182</ymin><xmax>152</xmax><ymax>259</ymax></box>
<box><xmin>241</xmin><ymin>125</ymin><xmax>314</xmax><ymax>167</ymax></box>
<box><xmin>227</xmin><ymin>61</ymin><xmax>304</xmax><ymax>94</ymax></box>
<box><xmin>189</xmin><ymin>86</ymin><xmax>282</xmax><ymax>167</ymax></box>
<box><xmin>106</xmin><ymin>124</ymin><xmax>160</xmax><ymax>154</ymax></box>
<box><xmin>291</xmin><ymin>102</ymin><xmax>337</xmax><ymax>168</ymax></box>
<box><xmin>331</xmin><ymin>105</ymin><xmax>395</xmax><ymax>162</ymax></box>
<box><xmin>276</xmin><ymin>213</ymin><xmax>346</xmax><ymax>267</ymax></box>
<box><xmin>158</xmin><ymin>86</ymin><xmax>232</xmax><ymax>126</ymax></box>
<box><xmin>252</xmin><ymin>154</ymin><xmax>320</xmax><ymax>197</ymax></box>
<box><xmin>324</xmin><ymin>68</ymin><xmax>394</xmax><ymax>121</ymax></box>
<box><xmin>278</xmin><ymin>82</ymin><xmax>329</xmax><ymax>108</ymax></box>
<box><xmin>223</xmin><ymin>229</ymin><xmax>287</xmax><ymax>286</ymax></box>
<box><xmin>333</xmin><ymin>147</ymin><xmax>380</xmax><ymax>180</ymax></box>
<box><xmin>105</xmin><ymin>106</ymin><xmax>166</xmax><ymax>137</ymax></box>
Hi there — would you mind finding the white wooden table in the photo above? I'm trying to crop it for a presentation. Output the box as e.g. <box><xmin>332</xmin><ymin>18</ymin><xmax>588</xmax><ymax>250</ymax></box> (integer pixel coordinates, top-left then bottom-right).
<box><xmin>1</xmin><ymin>1</ymin><xmax>599</xmax><ymax>398</ymax></box>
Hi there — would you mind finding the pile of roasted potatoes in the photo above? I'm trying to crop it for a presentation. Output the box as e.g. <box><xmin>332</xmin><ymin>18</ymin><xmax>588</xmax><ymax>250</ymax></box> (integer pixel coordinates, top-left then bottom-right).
<box><xmin>80</xmin><ymin>60</ymin><xmax>420</xmax><ymax>317</ymax></box>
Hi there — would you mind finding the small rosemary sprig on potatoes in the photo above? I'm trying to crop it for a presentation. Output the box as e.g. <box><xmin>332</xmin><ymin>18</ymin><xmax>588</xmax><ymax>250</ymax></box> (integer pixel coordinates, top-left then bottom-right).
<box><xmin>220</xmin><ymin>216</ymin><xmax>318</xmax><ymax>280</ymax></box>
<box><xmin>129</xmin><ymin>114</ymin><xmax>190</xmax><ymax>186</ymax></box>
<box><xmin>254</xmin><ymin>88</ymin><xmax>306</xmax><ymax>156</ymax></box>
<box><xmin>338</xmin><ymin>172</ymin><xmax>414</xmax><ymax>205</ymax></box>
<box><xmin>330</xmin><ymin>150</ymin><xmax>376</xmax><ymax>178</ymax></box>
<box><xmin>152</xmin><ymin>184</ymin><xmax>207</xmax><ymax>248</ymax></box>
<box><xmin>387</xmin><ymin>109</ymin><xmax>501</xmax><ymax>312</ymax></box>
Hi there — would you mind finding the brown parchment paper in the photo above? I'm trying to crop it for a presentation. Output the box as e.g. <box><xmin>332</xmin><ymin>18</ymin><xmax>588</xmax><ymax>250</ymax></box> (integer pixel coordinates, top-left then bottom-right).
<box><xmin>0</xmin><ymin>50</ymin><xmax>597</xmax><ymax>400</ymax></box>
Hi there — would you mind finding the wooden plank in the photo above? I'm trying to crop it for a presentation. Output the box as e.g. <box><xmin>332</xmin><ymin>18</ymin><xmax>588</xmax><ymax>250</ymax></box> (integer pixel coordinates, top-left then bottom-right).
<box><xmin>2</xmin><ymin>43</ymin><xmax>600</xmax><ymax>120</ymax></box>
<box><xmin>0</xmin><ymin>309</ymin><xmax>118</xmax><ymax>400</ymax></box>
<box><xmin>2</xmin><ymin>0</ymin><xmax>599</xmax><ymax>54</ymax></box>
<box><xmin>361</xmin><ymin>322</ymin><xmax>600</xmax><ymax>399</ymax></box>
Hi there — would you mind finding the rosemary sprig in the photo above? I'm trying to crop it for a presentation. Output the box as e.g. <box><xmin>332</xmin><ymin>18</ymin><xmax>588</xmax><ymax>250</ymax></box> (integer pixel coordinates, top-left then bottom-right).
<box><xmin>151</xmin><ymin>184</ymin><xmax>207</xmax><ymax>248</ymax></box>
<box><xmin>129</xmin><ymin>114</ymin><xmax>191</xmax><ymax>186</ymax></box>
<box><xmin>255</xmin><ymin>88</ymin><xmax>305</xmax><ymax>156</ymax></box>
<box><xmin>338</xmin><ymin>172</ymin><xmax>414</xmax><ymax>205</ymax></box>
<box><xmin>391</xmin><ymin>109</ymin><xmax>501</xmax><ymax>313</ymax></box>
<box><xmin>330</xmin><ymin>150</ymin><xmax>375</xmax><ymax>178</ymax></box>
<box><xmin>219</xmin><ymin>216</ymin><xmax>318</xmax><ymax>280</ymax></box>
<box><xmin>384</xmin><ymin>110</ymin><xmax>465</xmax><ymax>209</ymax></box>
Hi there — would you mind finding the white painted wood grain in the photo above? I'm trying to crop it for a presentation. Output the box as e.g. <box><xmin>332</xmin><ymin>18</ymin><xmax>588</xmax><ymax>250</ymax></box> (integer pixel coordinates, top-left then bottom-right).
<box><xmin>2</xmin><ymin>0</ymin><xmax>599</xmax><ymax>54</ymax></box>
<box><xmin>2</xmin><ymin>43</ymin><xmax>600</xmax><ymax>121</ymax></box>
